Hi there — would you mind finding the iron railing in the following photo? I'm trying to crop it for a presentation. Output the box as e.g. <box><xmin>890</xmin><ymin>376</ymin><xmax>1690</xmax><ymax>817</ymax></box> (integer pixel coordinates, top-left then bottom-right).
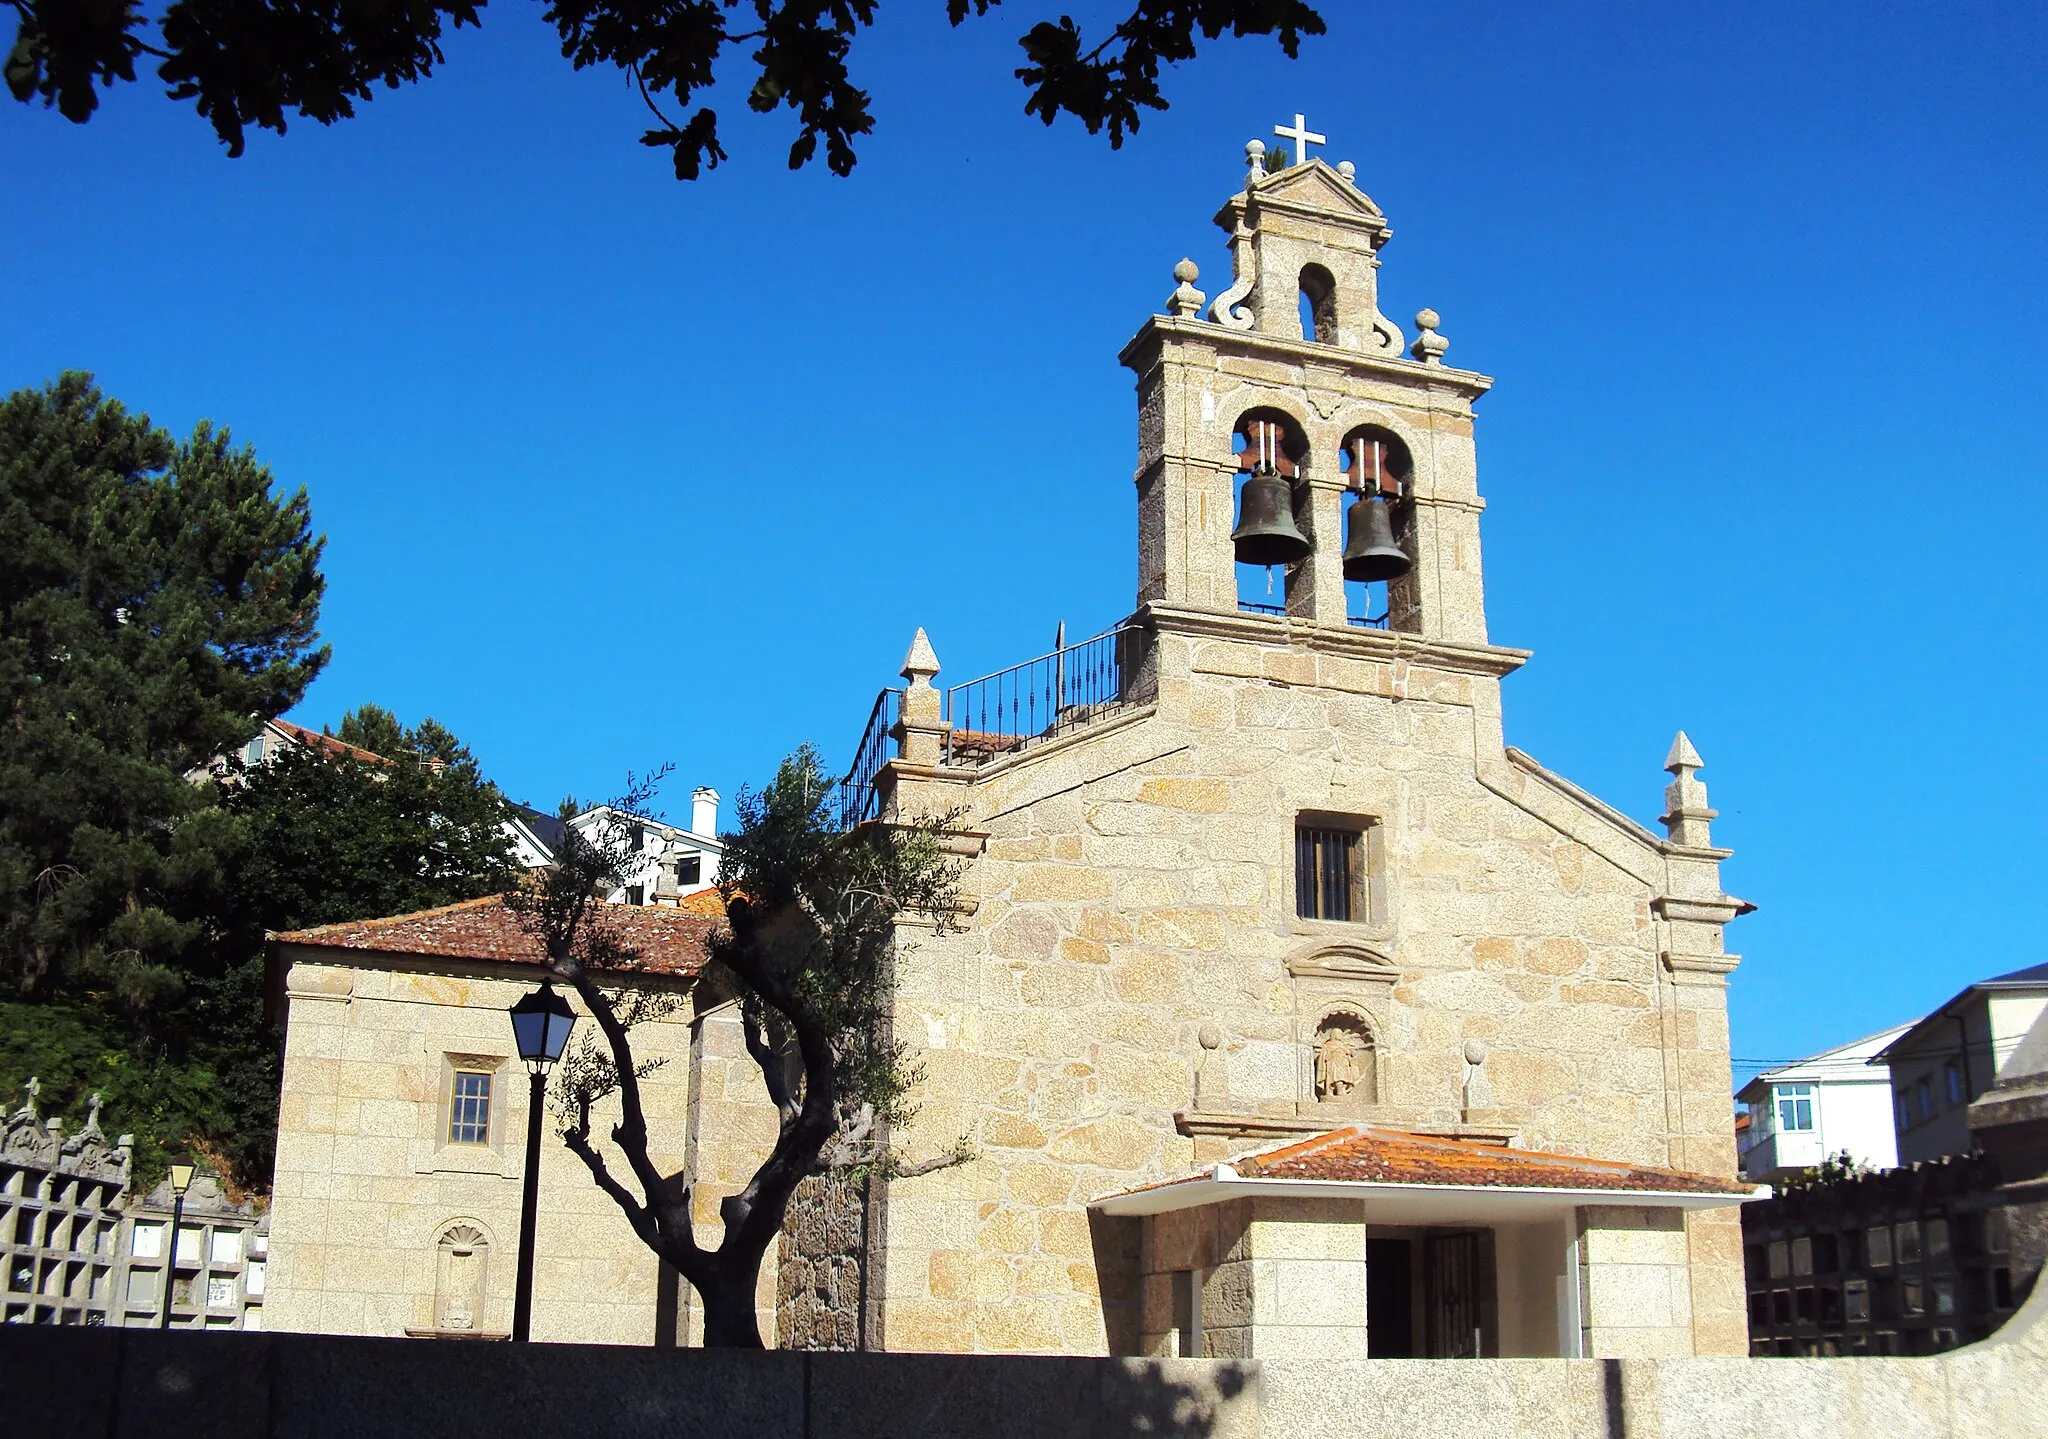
<box><xmin>943</xmin><ymin>623</ymin><xmax>1148</xmax><ymax>768</ymax></box>
<box><xmin>1239</xmin><ymin>598</ymin><xmax>1389</xmax><ymax>629</ymax></box>
<box><xmin>832</xmin><ymin>686</ymin><xmax>900</xmax><ymax>829</ymax></box>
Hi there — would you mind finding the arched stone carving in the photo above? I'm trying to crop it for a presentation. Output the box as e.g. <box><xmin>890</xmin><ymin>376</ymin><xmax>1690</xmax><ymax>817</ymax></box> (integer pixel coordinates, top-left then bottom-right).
<box><xmin>1313</xmin><ymin>1012</ymin><xmax>1377</xmax><ymax>1104</ymax></box>
<box><xmin>434</xmin><ymin>1222</ymin><xmax>490</xmax><ymax>1332</ymax></box>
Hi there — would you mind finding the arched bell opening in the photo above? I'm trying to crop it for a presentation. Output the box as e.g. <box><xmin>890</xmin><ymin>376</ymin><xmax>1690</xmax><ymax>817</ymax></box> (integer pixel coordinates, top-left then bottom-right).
<box><xmin>1336</xmin><ymin>427</ymin><xmax>1414</xmax><ymax>629</ymax></box>
<box><xmin>1298</xmin><ymin>264</ymin><xmax>1340</xmax><ymax>346</ymax></box>
<box><xmin>1230</xmin><ymin>409</ymin><xmax>1313</xmax><ymax>615</ymax></box>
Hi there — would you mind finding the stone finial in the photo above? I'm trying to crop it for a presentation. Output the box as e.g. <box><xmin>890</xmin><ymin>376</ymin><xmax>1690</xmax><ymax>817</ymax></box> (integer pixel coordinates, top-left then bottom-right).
<box><xmin>1245</xmin><ymin>138</ymin><xmax>1268</xmax><ymax>181</ymax></box>
<box><xmin>1661</xmin><ymin>730</ymin><xmax>1718</xmax><ymax>847</ymax></box>
<box><xmin>13</xmin><ymin>1075</ymin><xmax>37</xmax><ymax>1122</ymax></box>
<box><xmin>1461</xmin><ymin>1039</ymin><xmax>1496</xmax><ymax>1117</ymax></box>
<box><xmin>1337</xmin><ymin>160</ymin><xmax>1356</xmax><ymax>183</ymax></box>
<box><xmin>1167</xmin><ymin>258</ymin><xmax>1205</xmax><ymax>318</ymax></box>
<box><xmin>1410</xmin><ymin>308</ymin><xmax>1449</xmax><ymax>365</ymax></box>
<box><xmin>1194</xmin><ymin>1022</ymin><xmax>1230</xmax><ymax>1111</ymax></box>
<box><xmin>900</xmin><ymin>628</ymin><xmax>940</xmax><ymax>687</ymax></box>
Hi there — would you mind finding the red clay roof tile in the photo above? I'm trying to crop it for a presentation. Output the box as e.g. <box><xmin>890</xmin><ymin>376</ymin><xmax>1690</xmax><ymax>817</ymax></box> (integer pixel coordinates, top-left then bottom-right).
<box><xmin>1222</xmin><ymin>1126</ymin><xmax>1747</xmax><ymax>1194</ymax></box>
<box><xmin>269</xmin><ymin>894</ymin><xmax>713</xmax><ymax>977</ymax></box>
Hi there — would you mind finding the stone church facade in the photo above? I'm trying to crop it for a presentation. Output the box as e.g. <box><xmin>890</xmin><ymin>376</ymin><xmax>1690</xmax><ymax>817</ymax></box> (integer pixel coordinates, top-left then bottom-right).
<box><xmin>825</xmin><ymin>144</ymin><xmax>1757</xmax><ymax>1359</ymax></box>
<box><xmin>263</xmin><ymin>143</ymin><xmax>1758</xmax><ymax>1360</ymax></box>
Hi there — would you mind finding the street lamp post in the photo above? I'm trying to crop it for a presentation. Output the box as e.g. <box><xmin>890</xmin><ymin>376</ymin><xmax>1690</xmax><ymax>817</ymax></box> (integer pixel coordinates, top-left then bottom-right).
<box><xmin>507</xmin><ymin>980</ymin><xmax>577</xmax><ymax>1342</ymax></box>
<box><xmin>158</xmin><ymin>1160</ymin><xmax>196</xmax><ymax>1330</ymax></box>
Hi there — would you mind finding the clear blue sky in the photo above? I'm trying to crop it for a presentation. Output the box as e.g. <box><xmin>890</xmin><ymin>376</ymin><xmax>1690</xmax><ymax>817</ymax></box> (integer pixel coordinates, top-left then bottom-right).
<box><xmin>5</xmin><ymin>3</ymin><xmax>2045</xmax><ymax>1083</ymax></box>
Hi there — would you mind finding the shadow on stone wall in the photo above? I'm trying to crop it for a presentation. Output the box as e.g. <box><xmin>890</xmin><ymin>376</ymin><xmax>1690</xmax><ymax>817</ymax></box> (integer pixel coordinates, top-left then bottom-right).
<box><xmin>6</xmin><ymin>1283</ymin><xmax>2045</xmax><ymax>1439</ymax></box>
<box><xmin>0</xmin><ymin>1329</ymin><xmax>1258</xmax><ymax>1439</ymax></box>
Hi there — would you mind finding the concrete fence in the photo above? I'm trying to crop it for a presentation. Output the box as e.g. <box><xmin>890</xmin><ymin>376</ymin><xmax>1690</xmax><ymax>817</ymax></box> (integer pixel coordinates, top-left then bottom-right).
<box><xmin>6</xmin><ymin>1281</ymin><xmax>2044</xmax><ymax>1439</ymax></box>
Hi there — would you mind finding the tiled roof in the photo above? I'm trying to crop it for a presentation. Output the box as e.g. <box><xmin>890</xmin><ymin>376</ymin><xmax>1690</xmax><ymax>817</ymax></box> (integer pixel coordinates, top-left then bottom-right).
<box><xmin>1227</xmin><ymin>1127</ymin><xmax>1749</xmax><ymax>1195</ymax></box>
<box><xmin>270</xmin><ymin>895</ymin><xmax>713</xmax><ymax>977</ymax></box>
<box><xmin>271</xmin><ymin>718</ymin><xmax>390</xmax><ymax>766</ymax></box>
<box><xmin>1102</xmin><ymin>1126</ymin><xmax>1752</xmax><ymax>1209</ymax></box>
<box><xmin>674</xmin><ymin>887</ymin><xmax>728</xmax><ymax>918</ymax></box>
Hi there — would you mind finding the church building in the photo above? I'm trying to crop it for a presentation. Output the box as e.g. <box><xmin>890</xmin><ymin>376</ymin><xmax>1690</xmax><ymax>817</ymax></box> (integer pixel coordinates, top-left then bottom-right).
<box><xmin>264</xmin><ymin>130</ymin><xmax>1759</xmax><ymax>1359</ymax></box>
<box><xmin>824</xmin><ymin>131</ymin><xmax>1759</xmax><ymax>1360</ymax></box>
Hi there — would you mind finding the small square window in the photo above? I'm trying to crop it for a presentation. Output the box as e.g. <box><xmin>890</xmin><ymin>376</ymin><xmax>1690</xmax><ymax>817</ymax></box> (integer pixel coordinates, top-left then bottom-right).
<box><xmin>449</xmin><ymin>1070</ymin><xmax>493</xmax><ymax>1145</ymax></box>
<box><xmin>1295</xmin><ymin>823</ymin><xmax>1365</xmax><ymax>922</ymax></box>
<box><xmin>625</xmin><ymin>884</ymin><xmax>645</xmax><ymax>906</ymax></box>
<box><xmin>677</xmin><ymin>855</ymin><xmax>702</xmax><ymax>886</ymax></box>
<box><xmin>1944</xmin><ymin>1060</ymin><xmax>1965</xmax><ymax>1106</ymax></box>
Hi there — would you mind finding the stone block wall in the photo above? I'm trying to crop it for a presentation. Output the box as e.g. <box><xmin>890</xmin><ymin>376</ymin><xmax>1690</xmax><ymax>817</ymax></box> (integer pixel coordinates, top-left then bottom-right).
<box><xmin>876</xmin><ymin>613</ymin><xmax>1747</xmax><ymax>1356</ymax></box>
<box><xmin>266</xmin><ymin>959</ymin><xmax>693</xmax><ymax>1344</ymax></box>
<box><xmin>777</xmin><ymin>1171</ymin><xmax>873</xmax><ymax>1350</ymax></box>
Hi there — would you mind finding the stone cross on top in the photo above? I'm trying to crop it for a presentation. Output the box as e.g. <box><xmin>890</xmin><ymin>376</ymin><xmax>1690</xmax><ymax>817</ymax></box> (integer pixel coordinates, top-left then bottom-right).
<box><xmin>1273</xmin><ymin>112</ymin><xmax>1325</xmax><ymax>164</ymax></box>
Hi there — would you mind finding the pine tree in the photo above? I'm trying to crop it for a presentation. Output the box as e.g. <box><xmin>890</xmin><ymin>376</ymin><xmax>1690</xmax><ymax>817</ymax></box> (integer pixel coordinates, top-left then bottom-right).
<box><xmin>0</xmin><ymin>371</ymin><xmax>325</xmax><ymax>1008</ymax></box>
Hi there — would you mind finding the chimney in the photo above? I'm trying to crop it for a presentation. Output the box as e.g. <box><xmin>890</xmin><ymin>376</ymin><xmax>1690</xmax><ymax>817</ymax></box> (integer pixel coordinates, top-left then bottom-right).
<box><xmin>691</xmin><ymin>787</ymin><xmax>720</xmax><ymax>838</ymax></box>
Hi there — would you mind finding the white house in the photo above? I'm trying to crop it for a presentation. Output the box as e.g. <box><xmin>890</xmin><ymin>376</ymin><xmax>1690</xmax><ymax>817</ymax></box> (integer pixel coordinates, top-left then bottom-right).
<box><xmin>1877</xmin><ymin>963</ymin><xmax>2048</xmax><ymax>1166</ymax></box>
<box><xmin>503</xmin><ymin>791</ymin><xmax>723</xmax><ymax>907</ymax></box>
<box><xmin>1737</xmin><ymin>1024</ymin><xmax>1910</xmax><ymax>1183</ymax></box>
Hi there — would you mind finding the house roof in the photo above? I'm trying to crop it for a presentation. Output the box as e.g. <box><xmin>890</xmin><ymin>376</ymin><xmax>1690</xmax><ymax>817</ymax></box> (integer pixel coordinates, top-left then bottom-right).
<box><xmin>1092</xmin><ymin>1126</ymin><xmax>1759</xmax><ymax>1219</ymax></box>
<box><xmin>506</xmin><ymin>803</ymin><xmax>569</xmax><ymax>858</ymax></box>
<box><xmin>1877</xmin><ymin>963</ymin><xmax>2048</xmax><ymax>1062</ymax></box>
<box><xmin>268</xmin><ymin>718</ymin><xmax>389</xmax><ymax>766</ymax></box>
<box><xmin>1733</xmin><ymin>1021</ymin><xmax>1916</xmax><ymax>1102</ymax></box>
<box><xmin>269</xmin><ymin>894</ymin><xmax>714</xmax><ymax>978</ymax></box>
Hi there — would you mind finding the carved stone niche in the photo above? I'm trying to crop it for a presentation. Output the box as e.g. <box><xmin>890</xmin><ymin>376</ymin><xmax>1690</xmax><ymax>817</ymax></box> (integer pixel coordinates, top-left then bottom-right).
<box><xmin>1287</xmin><ymin>942</ymin><xmax>1399</xmax><ymax>1118</ymax></box>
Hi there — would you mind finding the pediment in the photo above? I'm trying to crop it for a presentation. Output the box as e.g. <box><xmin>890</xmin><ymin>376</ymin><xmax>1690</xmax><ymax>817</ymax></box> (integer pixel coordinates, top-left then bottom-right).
<box><xmin>1252</xmin><ymin>160</ymin><xmax>1386</xmax><ymax>222</ymax></box>
<box><xmin>1286</xmin><ymin>941</ymin><xmax>1398</xmax><ymax>984</ymax></box>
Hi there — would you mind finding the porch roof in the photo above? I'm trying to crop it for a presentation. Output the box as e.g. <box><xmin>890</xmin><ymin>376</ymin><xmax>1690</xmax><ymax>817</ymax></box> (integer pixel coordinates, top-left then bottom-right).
<box><xmin>1092</xmin><ymin>1125</ymin><xmax>1765</xmax><ymax>1221</ymax></box>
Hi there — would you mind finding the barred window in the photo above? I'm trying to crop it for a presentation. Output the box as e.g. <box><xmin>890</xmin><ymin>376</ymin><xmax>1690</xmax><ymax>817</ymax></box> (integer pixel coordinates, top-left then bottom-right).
<box><xmin>1296</xmin><ymin>825</ymin><xmax>1363</xmax><ymax>922</ymax></box>
<box><xmin>449</xmin><ymin>1071</ymin><xmax>493</xmax><ymax>1145</ymax></box>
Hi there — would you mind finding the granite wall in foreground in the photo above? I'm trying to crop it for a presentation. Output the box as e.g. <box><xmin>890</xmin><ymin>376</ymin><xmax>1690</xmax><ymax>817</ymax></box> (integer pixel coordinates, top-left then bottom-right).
<box><xmin>5</xmin><ymin>1275</ymin><xmax>2042</xmax><ymax>1438</ymax></box>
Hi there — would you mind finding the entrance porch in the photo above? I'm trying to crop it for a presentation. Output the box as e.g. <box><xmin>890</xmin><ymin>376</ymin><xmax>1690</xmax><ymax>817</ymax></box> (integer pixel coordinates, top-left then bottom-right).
<box><xmin>1092</xmin><ymin>1126</ymin><xmax>1761</xmax><ymax>1359</ymax></box>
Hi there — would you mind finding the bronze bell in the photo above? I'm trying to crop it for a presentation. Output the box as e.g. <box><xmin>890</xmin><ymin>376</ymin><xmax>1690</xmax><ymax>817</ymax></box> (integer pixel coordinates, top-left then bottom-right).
<box><xmin>1231</xmin><ymin>468</ymin><xmax>1313</xmax><ymax>567</ymax></box>
<box><xmin>1342</xmin><ymin>491</ymin><xmax>1411</xmax><ymax>583</ymax></box>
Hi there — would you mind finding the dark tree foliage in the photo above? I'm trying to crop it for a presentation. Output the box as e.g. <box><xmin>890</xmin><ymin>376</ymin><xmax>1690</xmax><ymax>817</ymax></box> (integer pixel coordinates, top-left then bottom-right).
<box><xmin>0</xmin><ymin>370</ymin><xmax>324</xmax><ymax>1184</ymax></box>
<box><xmin>222</xmin><ymin>704</ymin><xmax>520</xmax><ymax>939</ymax></box>
<box><xmin>513</xmin><ymin>747</ymin><xmax>964</xmax><ymax>1347</ymax></box>
<box><xmin>6</xmin><ymin>0</ymin><xmax>1325</xmax><ymax>179</ymax></box>
<box><xmin>0</xmin><ymin>371</ymin><xmax>326</xmax><ymax>1007</ymax></box>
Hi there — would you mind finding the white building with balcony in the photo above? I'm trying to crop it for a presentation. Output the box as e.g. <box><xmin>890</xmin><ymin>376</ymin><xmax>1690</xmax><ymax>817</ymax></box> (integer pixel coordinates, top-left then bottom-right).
<box><xmin>503</xmin><ymin>789</ymin><xmax>723</xmax><ymax>907</ymax></box>
<box><xmin>1737</xmin><ymin>1024</ymin><xmax>1910</xmax><ymax>1183</ymax></box>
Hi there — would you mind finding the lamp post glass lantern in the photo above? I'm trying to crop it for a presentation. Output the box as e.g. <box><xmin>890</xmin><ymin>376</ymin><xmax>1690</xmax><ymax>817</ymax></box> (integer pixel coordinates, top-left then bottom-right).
<box><xmin>507</xmin><ymin>981</ymin><xmax>576</xmax><ymax>1341</ymax></box>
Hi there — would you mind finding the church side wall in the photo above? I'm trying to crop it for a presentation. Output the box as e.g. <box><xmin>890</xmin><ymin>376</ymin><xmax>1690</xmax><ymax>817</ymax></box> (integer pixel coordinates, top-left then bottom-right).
<box><xmin>265</xmin><ymin>960</ymin><xmax>693</xmax><ymax>1344</ymax></box>
<box><xmin>879</xmin><ymin>623</ymin><xmax>1744</xmax><ymax>1356</ymax></box>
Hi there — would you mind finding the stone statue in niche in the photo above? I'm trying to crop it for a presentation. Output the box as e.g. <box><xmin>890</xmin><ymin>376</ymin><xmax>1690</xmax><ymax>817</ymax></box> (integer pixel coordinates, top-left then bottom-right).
<box><xmin>1461</xmin><ymin>1039</ymin><xmax>1496</xmax><ymax>1118</ymax></box>
<box><xmin>435</xmin><ymin>1224</ymin><xmax>488</xmax><ymax>1331</ymax></box>
<box><xmin>1313</xmin><ymin>1015</ymin><xmax>1376</xmax><ymax>1104</ymax></box>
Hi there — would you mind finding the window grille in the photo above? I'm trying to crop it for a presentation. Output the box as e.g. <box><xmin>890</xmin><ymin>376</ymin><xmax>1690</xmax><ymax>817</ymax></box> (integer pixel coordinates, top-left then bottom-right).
<box><xmin>450</xmin><ymin>1071</ymin><xmax>493</xmax><ymax>1145</ymax></box>
<box><xmin>1296</xmin><ymin>826</ymin><xmax>1363</xmax><ymax>922</ymax></box>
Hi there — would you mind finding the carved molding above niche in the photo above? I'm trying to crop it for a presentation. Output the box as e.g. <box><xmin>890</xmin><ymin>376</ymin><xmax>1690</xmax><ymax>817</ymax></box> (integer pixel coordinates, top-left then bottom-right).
<box><xmin>1285</xmin><ymin>940</ymin><xmax>1398</xmax><ymax>988</ymax></box>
